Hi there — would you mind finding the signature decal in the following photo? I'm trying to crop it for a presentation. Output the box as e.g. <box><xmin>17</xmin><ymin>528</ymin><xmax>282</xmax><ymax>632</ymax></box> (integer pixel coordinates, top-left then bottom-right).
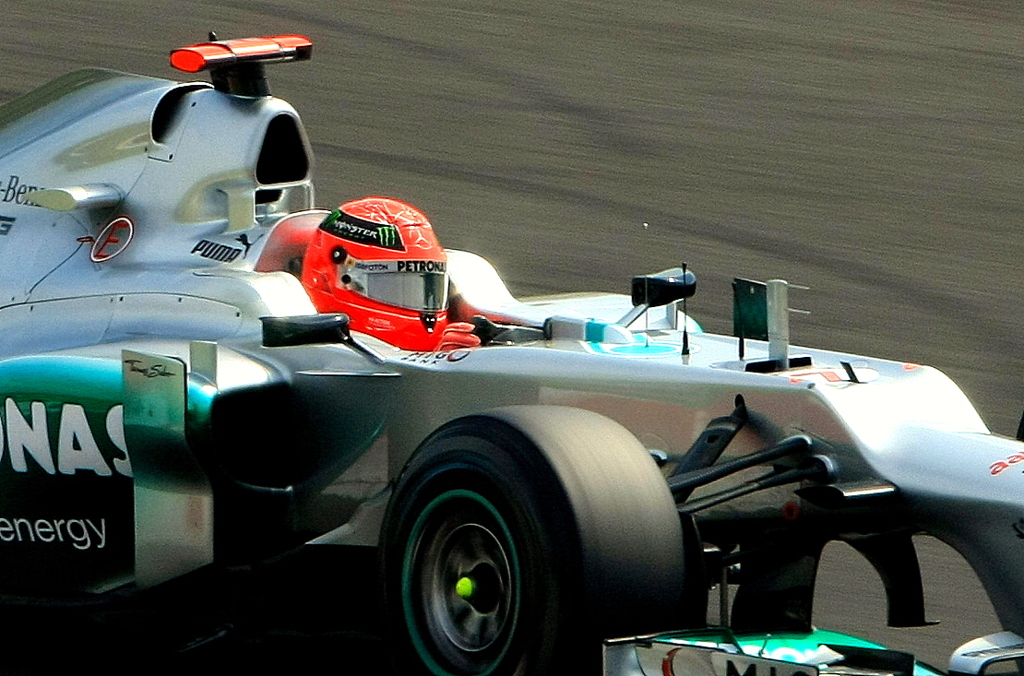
<box><xmin>123</xmin><ymin>359</ymin><xmax>175</xmax><ymax>378</ymax></box>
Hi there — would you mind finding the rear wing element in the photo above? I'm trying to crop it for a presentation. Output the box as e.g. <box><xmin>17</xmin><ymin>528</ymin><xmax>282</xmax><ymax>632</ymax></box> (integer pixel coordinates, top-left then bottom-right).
<box><xmin>170</xmin><ymin>34</ymin><xmax>312</xmax><ymax>96</ymax></box>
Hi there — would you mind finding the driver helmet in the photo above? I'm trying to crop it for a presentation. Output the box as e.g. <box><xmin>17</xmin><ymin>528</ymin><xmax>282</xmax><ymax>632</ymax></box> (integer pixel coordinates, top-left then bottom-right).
<box><xmin>301</xmin><ymin>197</ymin><xmax>450</xmax><ymax>350</ymax></box>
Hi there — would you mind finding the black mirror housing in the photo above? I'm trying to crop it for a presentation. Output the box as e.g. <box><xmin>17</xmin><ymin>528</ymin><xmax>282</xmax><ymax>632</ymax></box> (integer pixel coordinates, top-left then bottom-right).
<box><xmin>261</xmin><ymin>313</ymin><xmax>351</xmax><ymax>347</ymax></box>
<box><xmin>631</xmin><ymin>268</ymin><xmax>696</xmax><ymax>308</ymax></box>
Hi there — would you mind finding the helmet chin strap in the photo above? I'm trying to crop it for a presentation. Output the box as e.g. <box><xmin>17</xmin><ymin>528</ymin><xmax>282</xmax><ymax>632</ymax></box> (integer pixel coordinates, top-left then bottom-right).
<box><xmin>420</xmin><ymin>313</ymin><xmax>438</xmax><ymax>334</ymax></box>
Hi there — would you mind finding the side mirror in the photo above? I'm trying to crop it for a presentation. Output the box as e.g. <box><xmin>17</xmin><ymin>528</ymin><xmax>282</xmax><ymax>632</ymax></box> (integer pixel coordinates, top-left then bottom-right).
<box><xmin>261</xmin><ymin>313</ymin><xmax>351</xmax><ymax>347</ymax></box>
<box><xmin>261</xmin><ymin>313</ymin><xmax>386</xmax><ymax>365</ymax></box>
<box><xmin>618</xmin><ymin>267</ymin><xmax>697</xmax><ymax>329</ymax></box>
<box><xmin>631</xmin><ymin>268</ymin><xmax>696</xmax><ymax>308</ymax></box>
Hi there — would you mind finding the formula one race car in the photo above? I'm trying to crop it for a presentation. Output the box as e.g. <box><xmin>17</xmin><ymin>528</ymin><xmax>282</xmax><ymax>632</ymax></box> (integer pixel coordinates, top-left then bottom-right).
<box><xmin>1</xmin><ymin>34</ymin><xmax>1023</xmax><ymax>676</ymax></box>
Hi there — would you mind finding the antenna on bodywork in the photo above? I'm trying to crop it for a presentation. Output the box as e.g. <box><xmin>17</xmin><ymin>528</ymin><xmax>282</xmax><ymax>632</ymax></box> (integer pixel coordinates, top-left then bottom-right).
<box><xmin>170</xmin><ymin>34</ymin><xmax>312</xmax><ymax>97</ymax></box>
<box><xmin>681</xmin><ymin>262</ymin><xmax>690</xmax><ymax>363</ymax></box>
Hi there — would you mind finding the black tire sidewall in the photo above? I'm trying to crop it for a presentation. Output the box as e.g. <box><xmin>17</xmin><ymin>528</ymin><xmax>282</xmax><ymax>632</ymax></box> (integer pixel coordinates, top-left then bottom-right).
<box><xmin>381</xmin><ymin>418</ymin><xmax>584</xmax><ymax>676</ymax></box>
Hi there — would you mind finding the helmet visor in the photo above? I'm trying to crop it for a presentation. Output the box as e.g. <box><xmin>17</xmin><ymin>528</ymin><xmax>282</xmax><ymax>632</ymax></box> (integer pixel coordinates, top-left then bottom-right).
<box><xmin>341</xmin><ymin>259</ymin><xmax>449</xmax><ymax>311</ymax></box>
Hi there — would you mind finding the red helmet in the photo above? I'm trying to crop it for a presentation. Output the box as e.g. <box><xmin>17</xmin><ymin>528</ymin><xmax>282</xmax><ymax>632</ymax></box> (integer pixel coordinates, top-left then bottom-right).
<box><xmin>301</xmin><ymin>197</ymin><xmax>450</xmax><ymax>350</ymax></box>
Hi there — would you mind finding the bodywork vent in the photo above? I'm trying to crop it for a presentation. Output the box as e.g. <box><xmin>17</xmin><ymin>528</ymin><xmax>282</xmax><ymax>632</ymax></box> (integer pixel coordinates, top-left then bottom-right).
<box><xmin>256</xmin><ymin>114</ymin><xmax>308</xmax><ymax>184</ymax></box>
<box><xmin>151</xmin><ymin>84</ymin><xmax>210</xmax><ymax>143</ymax></box>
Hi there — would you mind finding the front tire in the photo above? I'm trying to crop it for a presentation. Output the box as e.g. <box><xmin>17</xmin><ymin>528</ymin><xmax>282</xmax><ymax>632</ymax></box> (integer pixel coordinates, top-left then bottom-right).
<box><xmin>380</xmin><ymin>406</ymin><xmax>687</xmax><ymax>675</ymax></box>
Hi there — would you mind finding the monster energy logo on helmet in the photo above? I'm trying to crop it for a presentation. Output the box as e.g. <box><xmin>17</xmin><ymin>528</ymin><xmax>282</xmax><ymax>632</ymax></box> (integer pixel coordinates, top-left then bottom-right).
<box><xmin>320</xmin><ymin>209</ymin><xmax>406</xmax><ymax>251</ymax></box>
<box><xmin>377</xmin><ymin>225</ymin><xmax>399</xmax><ymax>248</ymax></box>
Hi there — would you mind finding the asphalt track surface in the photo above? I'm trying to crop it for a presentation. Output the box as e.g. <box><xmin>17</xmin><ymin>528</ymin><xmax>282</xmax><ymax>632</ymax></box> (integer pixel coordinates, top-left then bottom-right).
<box><xmin>3</xmin><ymin>0</ymin><xmax>1024</xmax><ymax>672</ymax></box>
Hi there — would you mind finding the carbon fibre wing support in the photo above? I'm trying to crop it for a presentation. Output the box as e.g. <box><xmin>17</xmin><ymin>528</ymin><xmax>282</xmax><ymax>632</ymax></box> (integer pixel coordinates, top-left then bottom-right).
<box><xmin>724</xmin><ymin>531</ymin><xmax>930</xmax><ymax>634</ymax></box>
<box><xmin>728</xmin><ymin>538</ymin><xmax>826</xmax><ymax>634</ymax></box>
<box><xmin>847</xmin><ymin>533</ymin><xmax>934</xmax><ymax>627</ymax></box>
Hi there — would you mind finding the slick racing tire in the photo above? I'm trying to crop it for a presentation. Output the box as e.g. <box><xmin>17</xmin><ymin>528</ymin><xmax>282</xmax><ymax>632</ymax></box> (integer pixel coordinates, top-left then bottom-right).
<box><xmin>380</xmin><ymin>405</ymin><xmax>686</xmax><ymax>675</ymax></box>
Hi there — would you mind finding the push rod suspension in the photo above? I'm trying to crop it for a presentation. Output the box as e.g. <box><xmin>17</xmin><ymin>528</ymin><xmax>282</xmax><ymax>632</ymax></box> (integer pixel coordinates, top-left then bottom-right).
<box><xmin>668</xmin><ymin>434</ymin><xmax>811</xmax><ymax>500</ymax></box>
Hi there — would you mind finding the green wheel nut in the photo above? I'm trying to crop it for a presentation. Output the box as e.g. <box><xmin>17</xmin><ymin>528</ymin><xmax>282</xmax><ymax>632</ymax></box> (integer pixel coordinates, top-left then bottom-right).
<box><xmin>455</xmin><ymin>576</ymin><xmax>475</xmax><ymax>599</ymax></box>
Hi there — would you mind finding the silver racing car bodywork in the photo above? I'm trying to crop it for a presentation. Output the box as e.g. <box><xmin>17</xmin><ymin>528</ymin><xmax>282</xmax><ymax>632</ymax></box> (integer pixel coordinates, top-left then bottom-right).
<box><xmin>1</xmin><ymin>35</ymin><xmax>1022</xmax><ymax>675</ymax></box>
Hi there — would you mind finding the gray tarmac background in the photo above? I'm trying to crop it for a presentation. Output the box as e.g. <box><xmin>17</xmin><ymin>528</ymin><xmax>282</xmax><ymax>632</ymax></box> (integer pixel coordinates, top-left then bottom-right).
<box><xmin>3</xmin><ymin>0</ymin><xmax>1023</xmax><ymax>670</ymax></box>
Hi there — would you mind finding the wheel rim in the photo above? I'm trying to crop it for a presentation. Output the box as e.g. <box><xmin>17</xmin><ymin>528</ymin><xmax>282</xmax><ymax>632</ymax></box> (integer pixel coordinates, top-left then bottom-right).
<box><xmin>402</xmin><ymin>489</ymin><xmax>521</xmax><ymax>675</ymax></box>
